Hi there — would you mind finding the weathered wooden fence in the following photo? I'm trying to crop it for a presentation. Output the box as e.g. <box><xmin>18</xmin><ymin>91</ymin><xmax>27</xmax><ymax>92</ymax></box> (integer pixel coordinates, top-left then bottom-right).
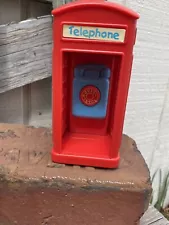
<box><xmin>0</xmin><ymin>0</ymin><xmax>52</xmax><ymax>126</ymax></box>
<box><xmin>0</xmin><ymin>16</ymin><xmax>52</xmax><ymax>94</ymax></box>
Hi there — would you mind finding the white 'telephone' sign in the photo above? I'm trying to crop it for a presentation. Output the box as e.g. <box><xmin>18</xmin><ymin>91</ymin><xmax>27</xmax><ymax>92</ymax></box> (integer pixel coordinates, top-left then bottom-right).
<box><xmin>63</xmin><ymin>24</ymin><xmax>126</xmax><ymax>42</ymax></box>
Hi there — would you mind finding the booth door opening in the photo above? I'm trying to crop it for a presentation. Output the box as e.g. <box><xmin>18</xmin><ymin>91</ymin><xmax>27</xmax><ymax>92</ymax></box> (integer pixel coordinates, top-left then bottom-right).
<box><xmin>61</xmin><ymin>52</ymin><xmax>121</xmax><ymax>158</ymax></box>
<box><xmin>68</xmin><ymin>52</ymin><xmax>115</xmax><ymax>136</ymax></box>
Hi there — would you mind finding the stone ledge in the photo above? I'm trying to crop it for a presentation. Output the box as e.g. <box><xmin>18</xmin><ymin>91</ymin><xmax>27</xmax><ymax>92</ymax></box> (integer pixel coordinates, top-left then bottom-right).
<box><xmin>0</xmin><ymin>123</ymin><xmax>152</xmax><ymax>225</ymax></box>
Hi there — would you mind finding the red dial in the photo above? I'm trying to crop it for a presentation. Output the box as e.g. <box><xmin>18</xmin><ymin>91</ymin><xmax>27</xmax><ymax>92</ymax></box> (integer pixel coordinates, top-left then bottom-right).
<box><xmin>80</xmin><ymin>85</ymin><xmax>101</xmax><ymax>106</ymax></box>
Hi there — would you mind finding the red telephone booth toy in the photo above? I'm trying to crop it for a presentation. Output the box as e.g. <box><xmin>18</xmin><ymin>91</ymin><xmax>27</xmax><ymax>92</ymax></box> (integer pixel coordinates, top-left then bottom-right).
<box><xmin>52</xmin><ymin>0</ymin><xmax>139</xmax><ymax>168</ymax></box>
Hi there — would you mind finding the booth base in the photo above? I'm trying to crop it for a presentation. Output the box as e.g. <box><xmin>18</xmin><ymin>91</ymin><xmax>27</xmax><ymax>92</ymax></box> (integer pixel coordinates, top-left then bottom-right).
<box><xmin>52</xmin><ymin>132</ymin><xmax>120</xmax><ymax>168</ymax></box>
<box><xmin>52</xmin><ymin>152</ymin><xmax>120</xmax><ymax>168</ymax></box>
<box><xmin>0</xmin><ymin>123</ymin><xmax>152</xmax><ymax>225</ymax></box>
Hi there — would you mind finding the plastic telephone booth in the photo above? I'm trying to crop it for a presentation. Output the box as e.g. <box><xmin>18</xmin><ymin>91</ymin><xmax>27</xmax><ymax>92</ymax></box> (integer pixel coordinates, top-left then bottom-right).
<box><xmin>52</xmin><ymin>0</ymin><xmax>139</xmax><ymax>168</ymax></box>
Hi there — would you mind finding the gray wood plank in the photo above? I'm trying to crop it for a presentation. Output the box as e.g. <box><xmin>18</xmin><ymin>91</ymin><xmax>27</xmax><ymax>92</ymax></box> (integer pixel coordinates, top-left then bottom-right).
<box><xmin>0</xmin><ymin>15</ymin><xmax>52</xmax><ymax>94</ymax></box>
<box><xmin>141</xmin><ymin>205</ymin><xmax>169</xmax><ymax>225</ymax></box>
<box><xmin>52</xmin><ymin>0</ymin><xmax>74</xmax><ymax>8</ymax></box>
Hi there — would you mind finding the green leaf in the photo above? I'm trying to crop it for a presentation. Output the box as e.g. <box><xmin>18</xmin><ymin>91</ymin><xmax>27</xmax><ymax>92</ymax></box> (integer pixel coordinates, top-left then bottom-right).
<box><xmin>150</xmin><ymin>169</ymin><xmax>159</xmax><ymax>205</ymax></box>
<box><xmin>161</xmin><ymin>171</ymin><xmax>169</xmax><ymax>208</ymax></box>
<box><xmin>152</xmin><ymin>169</ymin><xmax>169</xmax><ymax>211</ymax></box>
<box><xmin>154</xmin><ymin>169</ymin><xmax>162</xmax><ymax>210</ymax></box>
<box><xmin>151</xmin><ymin>168</ymin><xmax>158</xmax><ymax>183</ymax></box>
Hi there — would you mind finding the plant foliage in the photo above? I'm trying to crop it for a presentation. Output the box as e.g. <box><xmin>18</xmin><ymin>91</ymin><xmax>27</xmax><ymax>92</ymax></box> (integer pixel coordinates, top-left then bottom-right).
<box><xmin>150</xmin><ymin>169</ymin><xmax>169</xmax><ymax>211</ymax></box>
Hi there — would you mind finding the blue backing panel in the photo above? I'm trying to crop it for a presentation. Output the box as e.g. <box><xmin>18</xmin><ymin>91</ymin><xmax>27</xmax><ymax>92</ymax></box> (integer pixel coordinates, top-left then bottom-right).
<box><xmin>72</xmin><ymin>64</ymin><xmax>111</xmax><ymax>118</ymax></box>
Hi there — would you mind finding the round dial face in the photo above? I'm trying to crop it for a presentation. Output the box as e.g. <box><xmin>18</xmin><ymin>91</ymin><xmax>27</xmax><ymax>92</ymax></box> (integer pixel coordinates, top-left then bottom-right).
<box><xmin>80</xmin><ymin>85</ymin><xmax>101</xmax><ymax>106</ymax></box>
